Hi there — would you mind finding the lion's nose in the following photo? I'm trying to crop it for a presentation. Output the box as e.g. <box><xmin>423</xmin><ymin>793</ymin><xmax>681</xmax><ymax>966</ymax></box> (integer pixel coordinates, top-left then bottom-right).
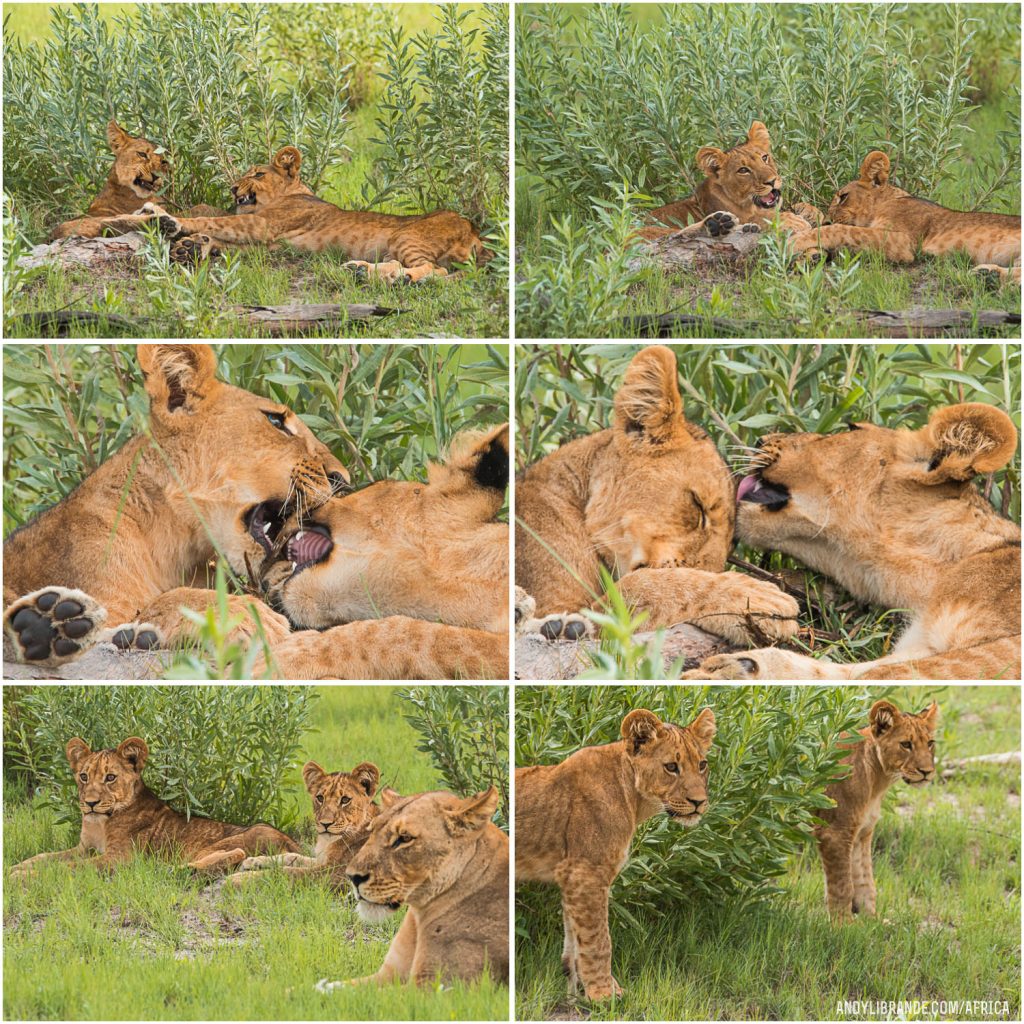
<box><xmin>318</xmin><ymin>819</ymin><xmax>334</xmax><ymax>829</ymax></box>
<box><xmin>687</xmin><ymin>797</ymin><xmax>706</xmax><ymax>811</ymax></box>
<box><xmin>85</xmin><ymin>800</ymin><xmax>99</xmax><ymax>809</ymax></box>
<box><xmin>919</xmin><ymin>768</ymin><xmax>932</xmax><ymax>778</ymax></box>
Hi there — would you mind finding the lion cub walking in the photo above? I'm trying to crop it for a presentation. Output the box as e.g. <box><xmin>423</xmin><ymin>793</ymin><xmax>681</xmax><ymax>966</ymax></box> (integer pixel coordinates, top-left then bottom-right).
<box><xmin>516</xmin><ymin>708</ymin><xmax>716</xmax><ymax>1001</ymax></box>
<box><xmin>9</xmin><ymin>737</ymin><xmax>298</xmax><ymax>877</ymax></box>
<box><xmin>816</xmin><ymin>700</ymin><xmax>938</xmax><ymax>922</ymax></box>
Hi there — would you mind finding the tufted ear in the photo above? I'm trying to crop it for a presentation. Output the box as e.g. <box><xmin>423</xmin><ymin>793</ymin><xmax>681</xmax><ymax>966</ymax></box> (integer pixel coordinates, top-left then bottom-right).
<box><xmin>380</xmin><ymin>787</ymin><xmax>402</xmax><ymax>809</ymax></box>
<box><xmin>352</xmin><ymin>762</ymin><xmax>380</xmax><ymax>797</ymax></box>
<box><xmin>687</xmin><ymin>707</ymin><xmax>717</xmax><ymax>754</ymax></box>
<box><xmin>613</xmin><ymin>346</ymin><xmax>685</xmax><ymax>446</ymax></box>
<box><xmin>859</xmin><ymin>151</ymin><xmax>891</xmax><ymax>186</ymax></box>
<box><xmin>696</xmin><ymin>146</ymin><xmax>727</xmax><ymax>178</ymax></box>
<box><xmin>273</xmin><ymin>146</ymin><xmax>302</xmax><ymax>179</ymax></box>
<box><xmin>137</xmin><ymin>344</ymin><xmax>219</xmax><ymax>419</ymax></box>
<box><xmin>302</xmin><ymin>760</ymin><xmax>326</xmax><ymax>793</ymax></box>
<box><xmin>916</xmin><ymin>702</ymin><xmax>940</xmax><ymax>729</ymax></box>
<box><xmin>107</xmin><ymin>120</ymin><xmax>131</xmax><ymax>153</ymax></box>
<box><xmin>621</xmin><ymin>708</ymin><xmax>666</xmax><ymax>755</ymax></box>
<box><xmin>747</xmin><ymin>120</ymin><xmax>771</xmax><ymax>150</ymax></box>
<box><xmin>117</xmin><ymin>736</ymin><xmax>149</xmax><ymax>771</ymax></box>
<box><xmin>443</xmin><ymin>786</ymin><xmax>499</xmax><ymax>835</ymax></box>
<box><xmin>869</xmin><ymin>700</ymin><xmax>901</xmax><ymax>737</ymax></box>
<box><xmin>914</xmin><ymin>403</ymin><xmax>1017</xmax><ymax>484</ymax></box>
<box><xmin>66</xmin><ymin>737</ymin><xmax>91</xmax><ymax>771</ymax></box>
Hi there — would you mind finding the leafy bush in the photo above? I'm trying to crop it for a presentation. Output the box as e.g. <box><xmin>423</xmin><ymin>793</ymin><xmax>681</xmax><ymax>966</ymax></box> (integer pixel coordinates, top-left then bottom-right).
<box><xmin>398</xmin><ymin>686</ymin><xmax>509</xmax><ymax>830</ymax></box>
<box><xmin>515</xmin><ymin>685</ymin><xmax>879</xmax><ymax>917</ymax></box>
<box><xmin>3</xmin><ymin>3</ymin><xmax>351</xmax><ymax>228</ymax></box>
<box><xmin>365</xmin><ymin>3</ymin><xmax>508</xmax><ymax>227</ymax></box>
<box><xmin>2</xmin><ymin>685</ymin><xmax>316</xmax><ymax>831</ymax></box>
<box><xmin>516</xmin><ymin>3</ymin><xmax>1018</xmax><ymax>215</ymax></box>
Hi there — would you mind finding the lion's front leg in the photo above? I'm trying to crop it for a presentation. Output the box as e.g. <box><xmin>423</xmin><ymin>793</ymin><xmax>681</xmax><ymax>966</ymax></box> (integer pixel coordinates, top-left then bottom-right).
<box><xmin>9</xmin><ymin>845</ymin><xmax>87</xmax><ymax>878</ymax></box>
<box><xmin>151</xmin><ymin>210</ymin><xmax>273</xmax><ymax>247</ymax></box>
<box><xmin>682</xmin><ymin>647</ymin><xmax>851</xmax><ymax>680</ymax></box>
<box><xmin>317</xmin><ymin>913</ymin><xmax>417</xmax><ymax>991</ymax></box>
<box><xmin>791</xmin><ymin>224</ymin><xmax>917</xmax><ymax>262</ymax></box>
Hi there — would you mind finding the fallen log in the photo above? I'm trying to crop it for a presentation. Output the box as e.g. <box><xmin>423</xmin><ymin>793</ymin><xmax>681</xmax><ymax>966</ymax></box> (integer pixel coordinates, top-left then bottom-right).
<box><xmin>16</xmin><ymin>232</ymin><xmax>146</xmax><ymax>271</ymax></box>
<box><xmin>627</xmin><ymin>222</ymin><xmax>764</xmax><ymax>274</ymax></box>
<box><xmin>941</xmin><ymin>751</ymin><xmax>1020</xmax><ymax>779</ymax></box>
<box><xmin>234</xmin><ymin>303</ymin><xmax>400</xmax><ymax>335</ymax></box>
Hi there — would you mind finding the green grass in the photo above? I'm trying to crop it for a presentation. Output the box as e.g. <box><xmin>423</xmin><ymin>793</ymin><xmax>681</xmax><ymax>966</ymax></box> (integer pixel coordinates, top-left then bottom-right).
<box><xmin>515</xmin><ymin>686</ymin><xmax>1021</xmax><ymax>1021</ymax></box>
<box><xmin>3</xmin><ymin>686</ymin><xmax>509</xmax><ymax>1021</ymax></box>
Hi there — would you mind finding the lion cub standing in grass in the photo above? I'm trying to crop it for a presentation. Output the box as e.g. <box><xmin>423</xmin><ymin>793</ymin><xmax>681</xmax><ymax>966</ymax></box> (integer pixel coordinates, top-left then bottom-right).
<box><xmin>516</xmin><ymin>708</ymin><xmax>716</xmax><ymax>1001</ymax></box>
<box><xmin>816</xmin><ymin>700</ymin><xmax>938</xmax><ymax>922</ymax></box>
<box><xmin>8</xmin><ymin>737</ymin><xmax>298</xmax><ymax>877</ymax></box>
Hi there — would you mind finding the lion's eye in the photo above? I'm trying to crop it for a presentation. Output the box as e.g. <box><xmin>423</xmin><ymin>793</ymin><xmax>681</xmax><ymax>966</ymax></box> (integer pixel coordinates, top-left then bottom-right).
<box><xmin>737</xmin><ymin>167</ymin><xmax>750</xmax><ymax>174</ymax></box>
<box><xmin>137</xmin><ymin>151</ymin><xmax>148</xmax><ymax>158</ymax></box>
<box><xmin>316</xmin><ymin>793</ymin><xmax>324</xmax><ymax>804</ymax></box>
<box><xmin>927</xmin><ymin>740</ymin><xmax>935</xmax><ymax>748</ymax></box>
<box><xmin>392</xmin><ymin>834</ymin><xmax>414</xmax><ymax>849</ymax></box>
<box><xmin>900</xmin><ymin>741</ymin><xmax>913</xmax><ymax>750</ymax></box>
<box><xmin>698</xmin><ymin>760</ymin><xmax>708</xmax><ymax>772</ymax></box>
<box><xmin>664</xmin><ymin>762</ymin><xmax>679</xmax><ymax>774</ymax></box>
<box><xmin>255</xmin><ymin>172</ymin><xmax>265</xmax><ymax>179</ymax></box>
<box><xmin>79</xmin><ymin>773</ymin><xmax>88</xmax><ymax>782</ymax></box>
<box><xmin>341</xmin><ymin>796</ymin><xmax>351</xmax><ymax>806</ymax></box>
<box><xmin>839</xmin><ymin>193</ymin><xmax>849</xmax><ymax>203</ymax></box>
<box><xmin>762</xmin><ymin>154</ymin><xmax>769</xmax><ymax>163</ymax></box>
<box><xmin>264</xmin><ymin>411</ymin><xmax>289</xmax><ymax>432</ymax></box>
<box><xmin>105</xmin><ymin>774</ymin><xmax>116</xmax><ymax>783</ymax></box>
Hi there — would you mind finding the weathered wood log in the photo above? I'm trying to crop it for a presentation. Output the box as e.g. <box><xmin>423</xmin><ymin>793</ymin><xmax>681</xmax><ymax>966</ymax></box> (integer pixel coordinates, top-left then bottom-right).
<box><xmin>233</xmin><ymin>303</ymin><xmax>400</xmax><ymax>335</ymax></box>
<box><xmin>16</xmin><ymin>232</ymin><xmax>147</xmax><ymax>271</ymax></box>
<box><xmin>2</xmin><ymin>643</ymin><xmax>168</xmax><ymax>681</ymax></box>
<box><xmin>941</xmin><ymin>751</ymin><xmax>1021</xmax><ymax>779</ymax></box>
<box><xmin>628</xmin><ymin>222</ymin><xmax>764</xmax><ymax>274</ymax></box>
<box><xmin>515</xmin><ymin>622</ymin><xmax>728</xmax><ymax>681</ymax></box>
<box><xmin>7</xmin><ymin>310</ymin><xmax>148</xmax><ymax>337</ymax></box>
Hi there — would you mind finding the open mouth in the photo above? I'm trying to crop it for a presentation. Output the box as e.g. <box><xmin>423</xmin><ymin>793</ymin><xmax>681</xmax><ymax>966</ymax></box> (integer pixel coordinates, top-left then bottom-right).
<box><xmin>133</xmin><ymin>175</ymin><xmax>158</xmax><ymax>192</ymax></box>
<box><xmin>904</xmin><ymin>776</ymin><xmax>930</xmax><ymax>786</ymax></box>
<box><xmin>666</xmin><ymin>809</ymin><xmax>702</xmax><ymax>820</ymax></box>
<box><xmin>736</xmin><ymin>473</ymin><xmax>790</xmax><ymax>511</ymax></box>
<box><xmin>244</xmin><ymin>501</ymin><xmax>287</xmax><ymax>555</ymax></box>
<box><xmin>753</xmin><ymin>188</ymin><xmax>781</xmax><ymax>209</ymax></box>
<box><xmin>285</xmin><ymin>523</ymin><xmax>334</xmax><ymax>577</ymax></box>
<box><xmin>235</xmin><ymin>193</ymin><xmax>257</xmax><ymax>207</ymax></box>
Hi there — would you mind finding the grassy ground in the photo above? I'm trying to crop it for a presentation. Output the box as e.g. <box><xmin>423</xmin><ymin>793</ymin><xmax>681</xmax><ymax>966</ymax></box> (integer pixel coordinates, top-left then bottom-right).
<box><xmin>515</xmin><ymin>685</ymin><xmax>1021</xmax><ymax>1021</ymax></box>
<box><xmin>3</xmin><ymin>686</ymin><xmax>509</xmax><ymax>1021</ymax></box>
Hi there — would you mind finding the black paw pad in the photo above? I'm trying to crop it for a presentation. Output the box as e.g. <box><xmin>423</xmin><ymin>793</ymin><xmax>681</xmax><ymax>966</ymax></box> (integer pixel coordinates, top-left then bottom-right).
<box><xmin>53</xmin><ymin>639</ymin><xmax>81</xmax><ymax>657</ymax></box>
<box><xmin>35</xmin><ymin>591</ymin><xmax>59</xmax><ymax>612</ymax></box>
<box><xmin>540</xmin><ymin>619</ymin><xmax>563</xmax><ymax>640</ymax></box>
<box><xmin>157</xmin><ymin>216</ymin><xmax>182</xmax><ymax>238</ymax></box>
<box><xmin>563</xmin><ymin>620</ymin><xmax>587</xmax><ymax>641</ymax></box>
<box><xmin>136</xmin><ymin>630</ymin><xmax>159</xmax><ymax>650</ymax></box>
<box><xmin>112</xmin><ymin>628</ymin><xmax>136</xmax><ymax>650</ymax></box>
<box><xmin>53</xmin><ymin>599</ymin><xmax>84</xmax><ymax>620</ymax></box>
<box><xmin>514</xmin><ymin>607</ymin><xmax>523</xmax><ymax>624</ymax></box>
<box><xmin>62</xmin><ymin>617</ymin><xmax>94</xmax><ymax>639</ymax></box>
<box><xmin>706</xmin><ymin>212</ymin><xmax>736</xmax><ymax>237</ymax></box>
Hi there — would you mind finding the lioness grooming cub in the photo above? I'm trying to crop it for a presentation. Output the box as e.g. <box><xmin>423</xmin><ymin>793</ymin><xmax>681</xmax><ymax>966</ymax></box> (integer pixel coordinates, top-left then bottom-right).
<box><xmin>689</xmin><ymin>402</ymin><xmax>1020</xmax><ymax>680</ymax></box>
<box><xmin>9</xmin><ymin>737</ymin><xmax>298</xmax><ymax>877</ymax></box>
<box><xmin>816</xmin><ymin>700</ymin><xmax>938</xmax><ymax>922</ymax></box>
<box><xmin>516</xmin><ymin>708</ymin><xmax>716</xmax><ymax>1000</ymax></box>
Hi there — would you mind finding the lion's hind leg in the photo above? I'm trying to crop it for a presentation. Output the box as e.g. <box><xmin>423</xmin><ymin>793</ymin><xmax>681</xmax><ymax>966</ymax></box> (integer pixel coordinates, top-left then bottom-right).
<box><xmin>4</xmin><ymin>587</ymin><xmax>108</xmax><ymax>665</ymax></box>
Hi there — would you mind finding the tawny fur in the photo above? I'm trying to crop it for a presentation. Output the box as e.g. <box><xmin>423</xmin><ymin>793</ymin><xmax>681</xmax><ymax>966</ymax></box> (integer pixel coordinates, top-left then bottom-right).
<box><xmin>816</xmin><ymin>700</ymin><xmax>938</xmax><ymax>921</ymax></box>
<box><xmin>516</xmin><ymin>708</ymin><xmax>715</xmax><ymax>1001</ymax></box>
<box><xmin>515</xmin><ymin>346</ymin><xmax>800</xmax><ymax>646</ymax></box>
<box><xmin>336</xmin><ymin>787</ymin><xmax>508</xmax><ymax>986</ymax></box>
<box><xmin>791</xmin><ymin>151</ymin><xmax>1021</xmax><ymax>282</ymax></box>
<box><xmin>8</xmin><ymin>737</ymin><xmax>298</xmax><ymax>877</ymax></box>
<box><xmin>688</xmin><ymin>403</ymin><xmax>1020</xmax><ymax>680</ymax></box>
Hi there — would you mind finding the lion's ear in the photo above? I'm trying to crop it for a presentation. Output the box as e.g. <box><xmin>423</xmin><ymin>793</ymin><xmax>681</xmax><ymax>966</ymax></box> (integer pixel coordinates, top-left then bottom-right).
<box><xmin>117</xmin><ymin>736</ymin><xmax>149</xmax><ymax>771</ymax></box>
<box><xmin>273</xmin><ymin>146</ymin><xmax>302</xmax><ymax>179</ymax></box>
<box><xmin>687</xmin><ymin>707</ymin><xmax>717</xmax><ymax>754</ymax></box>
<box><xmin>470</xmin><ymin>423</ymin><xmax>509</xmax><ymax>492</ymax></box>
<box><xmin>869</xmin><ymin>700</ymin><xmax>901</xmax><ymax>737</ymax></box>
<box><xmin>917</xmin><ymin>702</ymin><xmax>940</xmax><ymax>729</ymax></box>
<box><xmin>747</xmin><ymin>121</ymin><xmax>771</xmax><ymax>150</ymax></box>
<box><xmin>696</xmin><ymin>146</ymin><xmax>727</xmax><ymax>178</ymax></box>
<box><xmin>66</xmin><ymin>737</ymin><xmax>91</xmax><ymax>771</ymax></box>
<box><xmin>915</xmin><ymin>403</ymin><xmax>1017</xmax><ymax>484</ymax></box>
<box><xmin>302</xmin><ymin>760</ymin><xmax>325</xmax><ymax>793</ymax></box>
<box><xmin>444</xmin><ymin>786</ymin><xmax>499</xmax><ymax>835</ymax></box>
<box><xmin>613</xmin><ymin>346</ymin><xmax>685</xmax><ymax>446</ymax></box>
<box><xmin>137</xmin><ymin>344</ymin><xmax>220</xmax><ymax>419</ymax></box>
<box><xmin>107</xmin><ymin>120</ymin><xmax>131</xmax><ymax>153</ymax></box>
<box><xmin>380</xmin><ymin>787</ymin><xmax>402</xmax><ymax>809</ymax></box>
<box><xmin>353</xmin><ymin>762</ymin><xmax>380</xmax><ymax>797</ymax></box>
<box><xmin>621</xmin><ymin>709</ymin><xmax>665</xmax><ymax>755</ymax></box>
<box><xmin>859</xmin><ymin>151</ymin><xmax>890</xmax><ymax>186</ymax></box>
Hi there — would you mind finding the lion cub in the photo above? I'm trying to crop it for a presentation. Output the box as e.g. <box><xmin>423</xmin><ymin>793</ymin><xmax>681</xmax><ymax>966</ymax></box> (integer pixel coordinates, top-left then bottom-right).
<box><xmin>816</xmin><ymin>700</ymin><xmax>938</xmax><ymax>922</ymax></box>
<box><xmin>227</xmin><ymin>760</ymin><xmax>381</xmax><ymax>888</ymax></box>
<box><xmin>8</xmin><ymin>737</ymin><xmax>298</xmax><ymax>877</ymax></box>
<box><xmin>516</xmin><ymin>708</ymin><xmax>716</xmax><ymax>1001</ymax></box>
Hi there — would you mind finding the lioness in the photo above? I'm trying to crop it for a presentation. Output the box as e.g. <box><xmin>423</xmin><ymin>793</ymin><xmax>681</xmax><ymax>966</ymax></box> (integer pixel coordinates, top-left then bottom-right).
<box><xmin>816</xmin><ymin>700</ymin><xmax>938</xmax><ymax>922</ymax></box>
<box><xmin>688</xmin><ymin>402</ymin><xmax>1020</xmax><ymax>680</ymax></box>
<box><xmin>105</xmin><ymin>146</ymin><xmax>490</xmax><ymax>283</ymax></box>
<box><xmin>8</xmin><ymin>736</ymin><xmax>298</xmax><ymax>876</ymax></box>
<box><xmin>254</xmin><ymin>423</ymin><xmax>509</xmax><ymax>680</ymax></box>
<box><xmin>227</xmin><ymin>760</ymin><xmax>381</xmax><ymax>888</ymax></box>
<box><xmin>319</xmin><ymin>786</ymin><xmax>508</xmax><ymax>987</ymax></box>
<box><xmin>516</xmin><ymin>708</ymin><xmax>716</xmax><ymax>1001</ymax></box>
<box><xmin>516</xmin><ymin>345</ymin><xmax>799</xmax><ymax>651</ymax></box>
<box><xmin>3</xmin><ymin>343</ymin><xmax>347</xmax><ymax>667</ymax></box>
<box><xmin>791</xmin><ymin>151</ymin><xmax>1022</xmax><ymax>283</ymax></box>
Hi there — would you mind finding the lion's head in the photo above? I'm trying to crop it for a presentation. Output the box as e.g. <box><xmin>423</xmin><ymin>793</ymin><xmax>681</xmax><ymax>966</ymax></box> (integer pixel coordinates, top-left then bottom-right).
<box><xmin>264</xmin><ymin>423</ymin><xmax>508</xmax><ymax>632</ymax></box>
<box><xmin>620</xmin><ymin>707</ymin><xmax>716</xmax><ymax>825</ymax></box>
<box><xmin>346</xmin><ymin>786</ymin><xmax>500</xmax><ymax>921</ymax></box>
<box><xmin>864</xmin><ymin>699</ymin><xmax>938</xmax><ymax>785</ymax></box>
<box><xmin>580</xmin><ymin>346</ymin><xmax>734</xmax><ymax>578</ymax></box>
<box><xmin>826</xmin><ymin>151</ymin><xmax>911</xmax><ymax>225</ymax></box>
<box><xmin>66</xmin><ymin>736</ymin><xmax>148</xmax><ymax>818</ymax></box>
<box><xmin>230</xmin><ymin>146</ymin><xmax>314</xmax><ymax>213</ymax></box>
<box><xmin>302</xmin><ymin>760</ymin><xmax>380</xmax><ymax>857</ymax></box>
<box><xmin>136</xmin><ymin>344</ymin><xmax>349</xmax><ymax>574</ymax></box>
<box><xmin>697</xmin><ymin>121</ymin><xmax>783</xmax><ymax>219</ymax></box>
<box><xmin>105</xmin><ymin>120</ymin><xmax>170</xmax><ymax>200</ymax></box>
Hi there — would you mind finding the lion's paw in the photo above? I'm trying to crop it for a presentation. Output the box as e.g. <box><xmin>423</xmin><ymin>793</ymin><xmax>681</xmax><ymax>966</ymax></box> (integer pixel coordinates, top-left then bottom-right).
<box><xmin>103</xmin><ymin>622</ymin><xmax>164</xmax><ymax>653</ymax></box>
<box><xmin>170</xmin><ymin>233</ymin><xmax>220</xmax><ymax>267</ymax></box>
<box><xmin>514</xmin><ymin>586</ymin><xmax>537</xmax><ymax>634</ymax></box>
<box><xmin>703</xmin><ymin>210</ymin><xmax>740</xmax><ymax>237</ymax></box>
<box><xmin>533</xmin><ymin>612</ymin><xmax>593</xmax><ymax>642</ymax></box>
<box><xmin>681</xmin><ymin>653</ymin><xmax>762</xmax><ymax>680</ymax></box>
<box><xmin>4</xmin><ymin>587</ymin><xmax>108</xmax><ymax>664</ymax></box>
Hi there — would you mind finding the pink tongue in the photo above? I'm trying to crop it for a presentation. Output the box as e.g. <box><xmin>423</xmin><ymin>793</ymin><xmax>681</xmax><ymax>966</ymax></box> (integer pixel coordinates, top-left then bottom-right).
<box><xmin>736</xmin><ymin>475</ymin><xmax>759</xmax><ymax>502</ymax></box>
<box><xmin>288</xmin><ymin>530</ymin><xmax>332</xmax><ymax>565</ymax></box>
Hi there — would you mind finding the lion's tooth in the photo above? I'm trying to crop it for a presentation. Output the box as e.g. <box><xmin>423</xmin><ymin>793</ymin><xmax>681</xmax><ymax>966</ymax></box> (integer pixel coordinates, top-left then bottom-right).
<box><xmin>295</xmin><ymin>530</ymin><xmax>306</xmax><ymax>541</ymax></box>
<box><xmin>262</xmin><ymin>522</ymin><xmax>271</xmax><ymax>535</ymax></box>
<box><xmin>291</xmin><ymin>561</ymin><xmax>298</xmax><ymax>572</ymax></box>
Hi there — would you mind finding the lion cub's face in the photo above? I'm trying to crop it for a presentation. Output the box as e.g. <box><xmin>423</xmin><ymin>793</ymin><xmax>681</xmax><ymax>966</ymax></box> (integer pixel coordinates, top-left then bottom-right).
<box><xmin>697</xmin><ymin>121</ymin><xmax>783</xmax><ymax>216</ymax></box>
<box><xmin>621</xmin><ymin>708</ymin><xmax>716</xmax><ymax>826</ymax></box>
<box><xmin>346</xmin><ymin>787</ymin><xmax>500</xmax><ymax>921</ymax></box>
<box><xmin>66</xmin><ymin>736</ymin><xmax>148</xmax><ymax>817</ymax></box>
<box><xmin>231</xmin><ymin>145</ymin><xmax>313</xmax><ymax>213</ymax></box>
<box><xmin>302</xmin><ymin>760</ymin><xmax>380</xmax><ymax>856</ymax></box>
<box><xmin>827</xmin><ymin>151</ymin><xmax>908</xmax><ymax>226</ymax></box>
<box><xmin>867</xmin><ymin>700</ymin><xmax>938</xmax><ymax>785</ymax></box>
<box><xmin>106</xmin><ymin>121</ymin><xmax>170</xmax><ymax>200</ymax></box>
